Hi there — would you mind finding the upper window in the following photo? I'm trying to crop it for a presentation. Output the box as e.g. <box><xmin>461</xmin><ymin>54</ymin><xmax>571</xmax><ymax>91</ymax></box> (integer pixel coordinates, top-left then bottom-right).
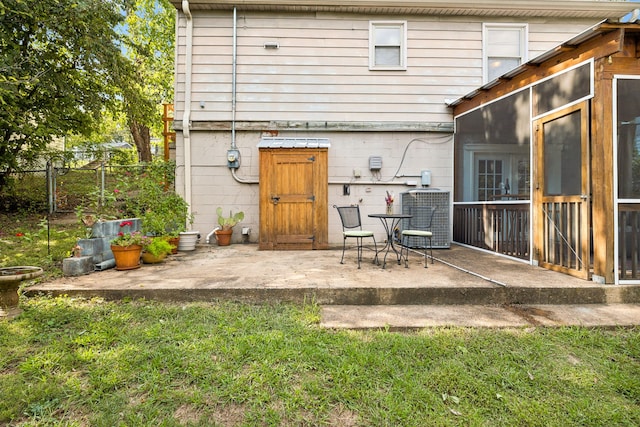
<box><xmin>483</xmin><ymin>24</ymin><xmax>527</xmax><ymax>83</ymax></box>
<box><xmin>369</xmin><ymin>21</ymin><xmax>407</xmax><ymax>70</ymax></box>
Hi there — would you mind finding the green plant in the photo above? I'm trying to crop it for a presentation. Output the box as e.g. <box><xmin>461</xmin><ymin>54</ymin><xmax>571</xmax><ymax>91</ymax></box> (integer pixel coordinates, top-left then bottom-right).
<box><xmin>216</xmin><ymin>207</ymin><xmax>244</xmax><ymax>230</ymax></box>
<box><xmin>119</xmin><ymin>160</ymin><xmax>192</xmax><ymax>237</ymax></box>
<box><xmin>143</xmin><ymin>237</ymin><xmax>173</xmax><ymax>257</ymax></box>
<box><xmin>110</xmin><ymin>221</ymin><xmax>150</xmax><ymax>247</ymax></box>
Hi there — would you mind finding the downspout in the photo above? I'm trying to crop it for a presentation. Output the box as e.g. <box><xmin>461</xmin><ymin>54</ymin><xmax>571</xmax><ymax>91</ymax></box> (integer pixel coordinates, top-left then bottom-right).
<box><xmin>182</xmin><ymin>0</ymin><xmax>194</xmax><ymax>228</ymax></box>
<box><xmin>231</xmin><ymin>6</ymin><xmax>237</xmax><ymax>150</ymax></box>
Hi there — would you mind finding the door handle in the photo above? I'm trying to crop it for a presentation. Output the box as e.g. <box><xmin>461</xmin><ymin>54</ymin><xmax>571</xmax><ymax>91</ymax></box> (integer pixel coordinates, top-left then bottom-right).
<box><xmin>580</xmin><ymin>194</ymin><xmax>588</xmax><ymax>200</ymax></box>
<box><xmin>271</xmin><ymin>196</ymin><xmax>280</xmax><ymax>205</ymax></box>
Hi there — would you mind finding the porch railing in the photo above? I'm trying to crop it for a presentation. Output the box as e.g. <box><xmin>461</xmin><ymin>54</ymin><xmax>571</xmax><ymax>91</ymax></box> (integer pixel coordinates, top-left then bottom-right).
<box><xmin>453</xmin><ymin>202</ymin><xmax>530</xmax><ymax>260</ymax></box>
<box><xmin>618</xmin><ymin>203</ymin><xmax>640</xmax><ymax>280</ymax></box>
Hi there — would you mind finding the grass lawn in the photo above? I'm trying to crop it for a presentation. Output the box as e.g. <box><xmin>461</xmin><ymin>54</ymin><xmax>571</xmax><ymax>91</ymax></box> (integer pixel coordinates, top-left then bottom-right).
<box><xmin>1</xmin><ymin>211</ymin><xmax>639</xmax><ymax>425</ymax></box>
<box><xmin>1</xmin><ymin>297</ymin><xmax>639</xmax><ymax>426</ymax></box>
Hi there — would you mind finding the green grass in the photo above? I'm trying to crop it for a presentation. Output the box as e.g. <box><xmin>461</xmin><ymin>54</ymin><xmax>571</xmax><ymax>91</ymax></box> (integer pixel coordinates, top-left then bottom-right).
<box><xmin>1</xmin><ymin>297</ymin><xmax>639</xmax><ymax>426</ymax></box>
<box><xmin>0</xmin><ymin>213</ymin><xmax>85</xmax><ymax>279</ymax></box>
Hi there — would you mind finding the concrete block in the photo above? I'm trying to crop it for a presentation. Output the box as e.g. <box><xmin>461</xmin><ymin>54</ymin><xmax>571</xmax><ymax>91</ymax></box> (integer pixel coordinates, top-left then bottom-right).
<box><xmin>76</xmin><ymin>238</ymin><xmax>102</xmax><ymax>257</ymax></box>
<box><xmin>91</xmin><ymin>218</ymin><xmax>140</xmax><ymax>238</ymax></box>
<box><xmin>62</xmin><ymin>256</ymin><xmax>95</xmax><ymax>276</ymax></box>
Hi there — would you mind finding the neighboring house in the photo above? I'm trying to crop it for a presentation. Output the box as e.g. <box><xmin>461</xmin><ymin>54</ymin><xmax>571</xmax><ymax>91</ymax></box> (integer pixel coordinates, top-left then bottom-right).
<box><xmin>169</xmin><ymin>1</ymin><xmax>636</xmax><ymax>263</ymax></box>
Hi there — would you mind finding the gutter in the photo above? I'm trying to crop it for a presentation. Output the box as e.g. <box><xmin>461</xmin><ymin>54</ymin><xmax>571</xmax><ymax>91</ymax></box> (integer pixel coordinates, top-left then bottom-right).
<box><xmin>181</xmin><ymin>0</ymin><xmax>194</xmax><ymax>229</ymax></box>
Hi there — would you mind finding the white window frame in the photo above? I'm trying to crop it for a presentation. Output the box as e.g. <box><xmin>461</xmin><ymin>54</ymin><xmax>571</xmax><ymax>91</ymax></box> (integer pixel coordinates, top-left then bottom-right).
<box><xmin>369</xmin><ymin>21</ymin><xmax>407</xmax><ymax>70</ymax></box>
<box><xmin>483</xmin><ymin>23</ymin><xmax>528</xmax><ymax>84</ymax></box>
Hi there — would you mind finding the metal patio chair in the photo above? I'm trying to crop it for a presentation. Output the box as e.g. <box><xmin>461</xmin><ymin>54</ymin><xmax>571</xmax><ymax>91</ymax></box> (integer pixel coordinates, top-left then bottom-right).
<box><xmin>400</xmin><ymin>206</ymin><xmax>436</xmax><ymax>268</ymax></box>
<box><xmin>334</xmin><ymin>205</ymin><xmax>378</xmax><ymax>269</ymax></box>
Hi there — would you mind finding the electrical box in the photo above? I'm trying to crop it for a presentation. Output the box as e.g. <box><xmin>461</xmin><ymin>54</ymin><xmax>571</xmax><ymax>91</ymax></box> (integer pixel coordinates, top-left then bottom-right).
<box><xmin>421</xmin><ymin>170</ymin><xmax>431</xmax><ymax>187</ymax></box>
<box><xmin>369</xmin><ymin>156</ymin><xmax>382</xmax><ymax>171</ymax></box>
<box><xmin>227</xmin><ymin>149</ymin><xmax>240</xmax><ymax>169</ymax></box>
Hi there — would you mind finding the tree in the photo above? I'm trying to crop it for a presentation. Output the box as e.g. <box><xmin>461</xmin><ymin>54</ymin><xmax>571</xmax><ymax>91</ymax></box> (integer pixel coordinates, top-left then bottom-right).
<box><xmin>121</xmin><ymin>0</ymin><xmax>175</xmax><ymax>162</ymax></box>
<box><xmin>0</xmin><ymin>0</ymin><xmax>135</xmax><ymax>191</ymax></box>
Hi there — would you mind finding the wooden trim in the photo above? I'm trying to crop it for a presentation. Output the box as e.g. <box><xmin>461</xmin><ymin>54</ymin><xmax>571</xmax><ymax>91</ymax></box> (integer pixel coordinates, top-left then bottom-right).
<box><xmin>172</xmin><ymin>0</ymin><xmax>638</xmax><ymax>18</ymax></box>
<box><xmin>453</xmin><ymin>28</ymin><xmax>624</xmax><ymax>116</ymax></box>
<box><xmin>179</xmin><ymin>121</ymin><xmax>453</xmax><ymax>133</ymax></box>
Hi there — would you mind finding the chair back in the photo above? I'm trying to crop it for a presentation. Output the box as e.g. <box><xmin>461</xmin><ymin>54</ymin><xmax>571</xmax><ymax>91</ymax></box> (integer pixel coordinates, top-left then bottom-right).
<box><xmin>407</xmin><ymin>206</ymin><xmax>437</xmax><ymax>230</ymax></box>
<box><xmin>334</xmin><ymin>205</ymin><xmax>363</xmax><ymax>230</ymax></box>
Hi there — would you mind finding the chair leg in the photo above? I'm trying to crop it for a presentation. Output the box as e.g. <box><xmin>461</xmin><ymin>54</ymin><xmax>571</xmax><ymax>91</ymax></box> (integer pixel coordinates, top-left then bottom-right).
<box><xmin>340</xmin><ymin>236</ymin><xmax>346</xmax><ymax>264</ymax></box>
<box><xmin>402</xmin><ymin>236</ymin><xmax>409</xmax><ymax>268</ymax></box>
<box><xmin>372</xmin><ymin>237</ymin><xmax>379</xmax><ymax>265</ymax></box>
<box><xmin>356</xmin><ymin>237</ymin><xmax>362</xmax><ymax>269</ymax></box>
<box><xmin>422</xmin><ymin>236</ymin><xmax>428</xmax><ymax>268</ymax></box>
<box><xmin>429</xmin><ymin>236</ymin><xmax>434</xmax><ymax>264</ymax></box>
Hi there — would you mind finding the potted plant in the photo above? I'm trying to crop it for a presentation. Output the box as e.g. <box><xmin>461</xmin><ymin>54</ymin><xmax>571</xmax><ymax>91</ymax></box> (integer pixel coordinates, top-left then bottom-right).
<box><xmin>121</xmin><ymin>161</ymin><xmax>193</xmax><ymax>252</ymax></box>
<box><xmin>141</xmin><ymin>237</ymin><xmax>173</xmax><ymax>264</ymax></box>
<box><xmin>214</xmin><ymin>207</ymin><xmax>244</xmax><ymax>246</ymax></box>
<box><xmin>110</xmin><ymin>221</ymin><xmax>148</xmax><ymax>270</ymax></box>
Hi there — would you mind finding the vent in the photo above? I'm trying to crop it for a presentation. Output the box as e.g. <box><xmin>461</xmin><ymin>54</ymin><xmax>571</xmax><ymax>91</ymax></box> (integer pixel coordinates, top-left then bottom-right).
<box><xmin>400</xmin><ymin>190</ymin><xmax>450</xmax><ymax>248</ymax></box>
<box><xmin>369</xmin><ymin>156</ymin><xmax>382</xmax><ymax>171</ymax></box>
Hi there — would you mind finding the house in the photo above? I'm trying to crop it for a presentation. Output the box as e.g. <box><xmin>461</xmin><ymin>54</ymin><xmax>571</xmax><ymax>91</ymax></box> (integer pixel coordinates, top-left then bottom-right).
<box><xmin>168</xmin><ymin>1</ymin><xmax>636</xmax><ymax>264</ymax></box>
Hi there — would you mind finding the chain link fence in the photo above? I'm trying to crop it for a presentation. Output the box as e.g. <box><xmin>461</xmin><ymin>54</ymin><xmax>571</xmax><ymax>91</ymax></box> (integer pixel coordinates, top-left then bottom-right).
<box><xmin>1</xmin><ymin>162</ymin><xmax>176</xmax><ymax>216</ymax></box>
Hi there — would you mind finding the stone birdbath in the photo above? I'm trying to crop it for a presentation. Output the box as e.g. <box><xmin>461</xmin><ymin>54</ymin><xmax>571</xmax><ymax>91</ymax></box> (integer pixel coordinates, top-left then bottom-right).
<box><xmin>0</xmin><ymin>266</ymin><xmax>43</xmax><ymax>319</ymax></box>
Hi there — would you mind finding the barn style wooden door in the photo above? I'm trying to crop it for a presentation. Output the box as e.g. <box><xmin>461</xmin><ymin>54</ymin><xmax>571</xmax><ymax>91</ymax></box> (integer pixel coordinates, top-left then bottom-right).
<box><xmin>533</xmin><ymin>102</ymin><xmax>591</xmax><ymax>279</ymax></box>
<box><xmin>259</xmin><ymin>148</ymin><xmax>328</xmax><ymax>250</ymax></box>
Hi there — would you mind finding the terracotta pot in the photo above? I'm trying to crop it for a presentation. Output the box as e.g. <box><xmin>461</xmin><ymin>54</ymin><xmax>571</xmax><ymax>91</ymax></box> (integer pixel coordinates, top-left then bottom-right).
<box><xmin>215</xmin><ymin>229</ymin><xmax>233</xmax><ymax>246</ymax></box>
<box><xmin>142</xmin><ymin>251</ymin><xmax>167</xmax><ymax>264</ymax></box>
<box><xmin>110</xmin><ymin>245</ymin><xmax>142</xmax><ymax>270</ymax></box>
<box><xmin>167</xmin><ymin>237</ymin><xmax>179</xmax><ymax>254</ymax></box>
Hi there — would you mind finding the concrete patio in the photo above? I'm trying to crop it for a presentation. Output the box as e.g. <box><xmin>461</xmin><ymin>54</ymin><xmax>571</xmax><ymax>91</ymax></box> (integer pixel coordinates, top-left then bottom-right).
<box><xmin>24</xmin><ymin>243</ymin><xmax>640</xmax><ymax>329</ymax></box>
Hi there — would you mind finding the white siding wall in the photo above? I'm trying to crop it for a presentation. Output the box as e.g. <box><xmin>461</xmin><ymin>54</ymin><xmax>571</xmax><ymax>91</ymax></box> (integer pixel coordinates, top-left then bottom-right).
<box><xmin>177</xmin><ymin>129</ymin><xmax>453</xmax><ymax>245</ymax></box>
<box><xmin>173</xmin><ymin>10</ymin><xmax>605</xmax><ymax>244</ymax></box>
<box><xmin>175</xmin><ymin>11</ymin><xmax>601</xmax><ymax>123</ymax></box>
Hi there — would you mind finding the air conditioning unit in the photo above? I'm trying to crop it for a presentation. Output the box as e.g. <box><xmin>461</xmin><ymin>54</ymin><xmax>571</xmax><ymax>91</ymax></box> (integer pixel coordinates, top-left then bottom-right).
<box><xmin>400</xmin><ymin>190</ymin><xmax>450</xmax><ymax>248</ymax></box>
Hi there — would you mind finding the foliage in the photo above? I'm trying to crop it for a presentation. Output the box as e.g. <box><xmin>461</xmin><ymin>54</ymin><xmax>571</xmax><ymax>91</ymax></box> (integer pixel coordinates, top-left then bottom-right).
<box><xmin>110</xmin><ymin>221</ymin><xmax>150</xmax><ymax>247</ymax></box>
<box><xmin>0</xmin><ymin>172</ymin><xmax>48</xmax><ymax>213</ymax></box>
<box><xmin>143</xmin><ymin>237</ymin><xmax>173</xmax><ymax>257</ymax></box>
<box><xmin>120</xmin><ymin>0</ymin><xmax>176</xmax><ymax>161</ymax></box>
<box><xmin>0</xmin><ymin>213</ymin><xmax>84</xmax><ymax>278</ymax></box>
<box><xmin>119</xmin><ymin>160</ymin><xmax>191</xmax><ymax>237</ymax></box>
<box><xmin>0</xmin><ymin>0</ymin><xmax>136</xmax><ymax>191</ymax></box>
<box><xmin>1</xmin><ymin>297</ymin><xmax>639</xmax><ymax>425</ymax></box>
<box><xmin>216</xmin><ymin>207</ymin><xmax>244</xmax><ymax>230</ymax></box>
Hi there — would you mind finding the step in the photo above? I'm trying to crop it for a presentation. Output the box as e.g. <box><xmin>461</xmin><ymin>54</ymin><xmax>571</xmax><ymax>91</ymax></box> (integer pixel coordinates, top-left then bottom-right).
<box><xmin>320</xmin><ymin>304</ymin><xmax>640</xmax><ymax>329</ymax></box>
<box><xmin>23</xmin><ymin>284</ymin><xmax>640</xmax><ymax>306</ymax></box>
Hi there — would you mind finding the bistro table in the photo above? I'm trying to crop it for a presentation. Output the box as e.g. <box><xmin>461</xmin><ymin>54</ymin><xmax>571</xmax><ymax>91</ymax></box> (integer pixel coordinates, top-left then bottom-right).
<box><xmin>368</xmin><ymin>213</ymin><xmax>412</xmax><ymax>268</ymax></box>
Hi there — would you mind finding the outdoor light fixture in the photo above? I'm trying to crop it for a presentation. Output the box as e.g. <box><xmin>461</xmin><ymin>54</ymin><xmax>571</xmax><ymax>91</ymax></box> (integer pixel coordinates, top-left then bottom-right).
<box><xmin>263</xmin><ymin>41</ymin><xmax>279</xmax><ymax>49</ymax></box>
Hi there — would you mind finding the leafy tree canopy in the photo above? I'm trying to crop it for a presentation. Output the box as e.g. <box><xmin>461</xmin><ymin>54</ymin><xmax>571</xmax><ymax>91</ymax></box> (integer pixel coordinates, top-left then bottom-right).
<box><xmin>0</xmin><ymin>0</ymin><xmax>135</xmax><ymax>188</ymax></box>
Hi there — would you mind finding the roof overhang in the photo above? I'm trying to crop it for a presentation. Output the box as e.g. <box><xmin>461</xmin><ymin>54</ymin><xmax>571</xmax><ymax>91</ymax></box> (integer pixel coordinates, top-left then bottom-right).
<box><xmin>170</xmin><ymin>0</ymin><xmax>636</xmax><ymax>19</ymax></box>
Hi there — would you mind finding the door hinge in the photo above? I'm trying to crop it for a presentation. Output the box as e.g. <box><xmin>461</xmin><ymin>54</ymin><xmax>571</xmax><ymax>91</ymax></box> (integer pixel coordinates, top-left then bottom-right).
<box><xmin>308</xmin><ymin>194</ymin><xmax>315</xmax><ymax>201</ymax></box>
<box><xmin>308</xmin><ymin>235</ymin><xmax>315</xmax><ymax>241</ymax></box>
<box><xmin>308</xmin><ymin>155</ymin><xmax>315</xmax><ymax>162</ymax></box>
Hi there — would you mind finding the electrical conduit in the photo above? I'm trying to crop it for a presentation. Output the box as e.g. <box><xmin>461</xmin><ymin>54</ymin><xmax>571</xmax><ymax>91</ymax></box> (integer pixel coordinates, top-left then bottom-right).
<box><xmin>181</xmin><ymin>0</ymin><xmax>193</xmax><ymax>229</ymax></box>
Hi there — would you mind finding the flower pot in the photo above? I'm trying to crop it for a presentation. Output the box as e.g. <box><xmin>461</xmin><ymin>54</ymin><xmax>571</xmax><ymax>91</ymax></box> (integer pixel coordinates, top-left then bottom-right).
<box><xmin>214</xmin><ymin>229</ymin><xmax>233</xmax><ymax>246</ymax></box>
<box><xmin>178</xmin><ymin>231</ymin><xmax>199</xmax><ymax>251</ymax></box>
<box><xmin>110</xmin><ymin>244</ymin><xmax>142</xmax><ymax>270</ymax></box>
<box><xmin>141</xmin><ymin>251</ymin><xmax>167</xmax><ymax>264</ymax></box>
<box><xmin>167</xmin><ymin>237</ymin><xmax>179</xmax><ymax>254</ymax></box>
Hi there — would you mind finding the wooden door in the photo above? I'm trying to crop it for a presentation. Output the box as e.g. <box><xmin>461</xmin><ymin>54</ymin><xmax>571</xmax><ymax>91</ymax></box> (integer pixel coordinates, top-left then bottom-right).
<box><xmin>533</xmin><ymin>102</ymin><xmax>591</xmax><ymax>279</ymax></box>
<box><xmin>259</xmin><ymin>148</ymin><xmax>328</xmax><ymax>250</ymax></box>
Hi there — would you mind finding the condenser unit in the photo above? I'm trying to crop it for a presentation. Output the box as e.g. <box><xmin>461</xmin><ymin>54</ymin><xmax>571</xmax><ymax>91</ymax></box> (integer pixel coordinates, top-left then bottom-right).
<box><xmin>400</xmin><ymin>189</ymin><xmax>451</xmax><ymax>248</ymax></box>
